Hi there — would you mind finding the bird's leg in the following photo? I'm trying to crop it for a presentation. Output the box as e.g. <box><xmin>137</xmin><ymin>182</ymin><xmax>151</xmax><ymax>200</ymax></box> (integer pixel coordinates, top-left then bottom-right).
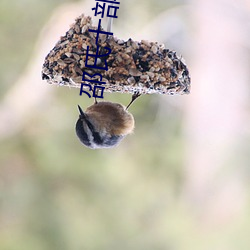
<box><xmin>126</xmin><ymin>91</ymin><xmax>141</xmax><ymax>110</ymax></box>
<box><xmin>93</xmin><ymin>85</ymin><xmax>98</xmax><ymax>104</ymax></box>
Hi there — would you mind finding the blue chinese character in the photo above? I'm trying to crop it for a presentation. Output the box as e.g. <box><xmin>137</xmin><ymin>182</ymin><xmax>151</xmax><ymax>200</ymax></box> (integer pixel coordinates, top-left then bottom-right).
<box><xmin>85</xmin><ymin>45</ymin><xmax>111</xmax><ymax>71</ymax></box>
<box><xmin>107</xmin><ymin>5</ymin><xmax>119</xmax><ymax>18</ymax></box>
<box><xmin>92</xmin><ymin>0</ymin><xmax>120</xmax><ymax>19</ymax></box>
<box><xmin>88</xmin><ymin>19</ymin><xmax>113</xmax><ymax>45</ymax></box>
<box><xmin>79</xmin><ymin>83</ymin><xmax>92</xmax><ymax>98</ymax></box>
<box><xmin>80</xmin><ymin>72</ymin><xmax>106</xmax><ymax>99</ymax></box>
<box><xmin>92</xmin><ymin>2</ymin><xmax>106</xmax><ymax>18</ymax></box>
<box><xmin>82</xmin><ymin>72</ymin><xmax>106</xmax><ymax>84</ymax></box>
<box><xmin>93</xmin><ymin>85</ymin><xmax>106</xmax><ymax>99</ymax></box>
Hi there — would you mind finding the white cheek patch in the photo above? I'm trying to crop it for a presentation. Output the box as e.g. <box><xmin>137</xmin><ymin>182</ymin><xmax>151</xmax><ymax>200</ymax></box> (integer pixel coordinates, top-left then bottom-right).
<box><xmin>83</xmin><ymin>122</ymin><xmax>94</xmax><ymax>146</ymax></box>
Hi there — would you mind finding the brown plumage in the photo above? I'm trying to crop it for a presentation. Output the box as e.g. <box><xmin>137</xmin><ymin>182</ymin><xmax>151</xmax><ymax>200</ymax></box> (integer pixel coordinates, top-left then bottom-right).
<box><xmin>75</xmin><ymin>101</ymin><xmax>135</xmax><ymax>149</ymax></box>
<box><xmin>85</xmin><ymin>101</ymin><xmax>134</xmax><ymax>136</ymax></box>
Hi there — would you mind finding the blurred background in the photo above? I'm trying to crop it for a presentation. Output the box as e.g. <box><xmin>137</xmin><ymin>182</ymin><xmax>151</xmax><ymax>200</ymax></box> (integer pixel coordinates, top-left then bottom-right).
<box><xmin>1</xmin><ymin>0</ymin><xmax>250</xmax><ymax>249</ymax></box>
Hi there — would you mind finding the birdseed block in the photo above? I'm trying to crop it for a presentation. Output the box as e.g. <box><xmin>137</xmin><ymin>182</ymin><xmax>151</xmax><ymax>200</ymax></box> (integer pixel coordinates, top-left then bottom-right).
<box><xmin>42</xmin><ymin>14</ymin><xmax>190</xmax><ymax>95</ymax></box>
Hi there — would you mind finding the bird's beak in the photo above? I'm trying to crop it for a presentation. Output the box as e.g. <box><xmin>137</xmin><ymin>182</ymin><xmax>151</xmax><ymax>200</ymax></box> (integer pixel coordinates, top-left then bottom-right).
<box><xmin>77</xmin><ymin>105</ymin><xmax>86</xmax><ymax>119</ymax></box>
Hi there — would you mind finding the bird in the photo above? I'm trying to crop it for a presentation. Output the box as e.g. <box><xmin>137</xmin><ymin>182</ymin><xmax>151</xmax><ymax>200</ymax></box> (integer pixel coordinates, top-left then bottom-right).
<box><xmin>75</xmin><ymin>92</ymin><xmax>140</xmax><ymax>149</ymax></box>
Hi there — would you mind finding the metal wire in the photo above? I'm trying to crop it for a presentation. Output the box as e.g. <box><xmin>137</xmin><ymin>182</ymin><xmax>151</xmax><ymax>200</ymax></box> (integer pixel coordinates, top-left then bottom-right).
<box><xmin>107</xmin><ymin>4</ymin><xmax>114</xmax><ymax>33</ymax></box>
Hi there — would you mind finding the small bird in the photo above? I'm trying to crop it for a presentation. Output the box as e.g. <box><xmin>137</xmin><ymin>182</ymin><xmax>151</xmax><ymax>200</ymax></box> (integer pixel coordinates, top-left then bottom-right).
<box><xmin>75</xmin><ymin>93</ymin><xmax>140</xmax><ymax>149</ymax></box>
